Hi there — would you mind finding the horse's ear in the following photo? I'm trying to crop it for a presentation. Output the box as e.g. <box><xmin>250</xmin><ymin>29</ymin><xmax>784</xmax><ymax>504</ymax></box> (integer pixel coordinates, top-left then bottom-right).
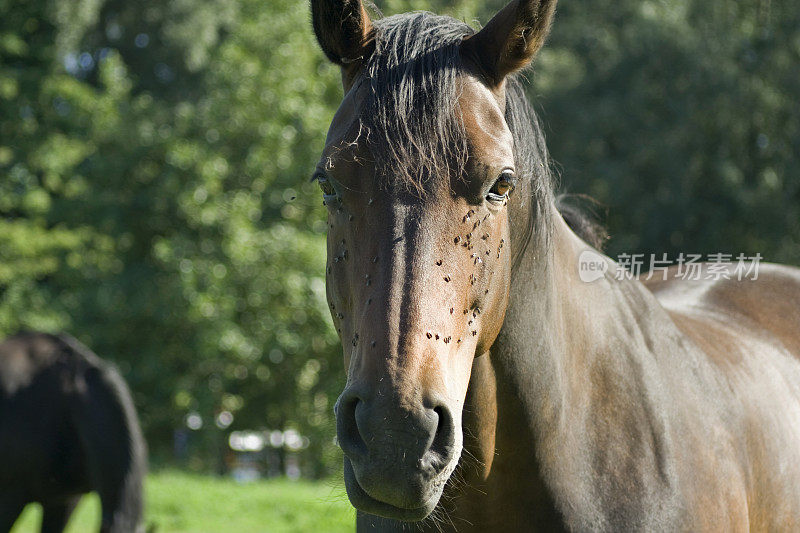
<box><xmin>311</xmin><ymin>0</ymin><xmax>374</xmax><ymax>86</ymax></box>
<box><xmin>461</xmin><ymin>0</ymin><xmax>557</xmax><ymax>87</ymax></box>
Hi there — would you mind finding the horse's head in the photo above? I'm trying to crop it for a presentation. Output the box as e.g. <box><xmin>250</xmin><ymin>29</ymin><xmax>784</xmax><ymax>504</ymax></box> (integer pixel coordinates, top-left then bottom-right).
<box><xmin>311</xmin><ymin>0</ymin><xmax>556</xmax><ymax>520</ymax></box>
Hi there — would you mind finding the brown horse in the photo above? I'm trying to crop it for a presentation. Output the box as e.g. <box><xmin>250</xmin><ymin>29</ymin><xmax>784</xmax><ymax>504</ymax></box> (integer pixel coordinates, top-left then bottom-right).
<box><xmin>310</xmin><ymin>1</ymin><xmax>800</xmax><ymax>530</ymax></box>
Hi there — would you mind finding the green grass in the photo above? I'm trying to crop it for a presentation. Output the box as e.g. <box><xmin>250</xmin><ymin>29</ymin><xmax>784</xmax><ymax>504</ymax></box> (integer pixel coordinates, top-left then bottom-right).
<box><xmin>11</xmin><ymin>470</ymin><xmax>355</xmax><ymax>533</ymax></box>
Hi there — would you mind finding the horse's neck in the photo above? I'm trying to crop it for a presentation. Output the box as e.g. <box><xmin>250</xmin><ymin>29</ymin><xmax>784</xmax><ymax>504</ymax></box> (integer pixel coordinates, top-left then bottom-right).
<box><xmin>459</xmin><ymin>208</ymin><xmax>673</xmax><ymax>528</ymax></box>
<box><xmin>492</xmin><ymin>208</ymin><xmax>598</xmax><ymax>440</ymax></box>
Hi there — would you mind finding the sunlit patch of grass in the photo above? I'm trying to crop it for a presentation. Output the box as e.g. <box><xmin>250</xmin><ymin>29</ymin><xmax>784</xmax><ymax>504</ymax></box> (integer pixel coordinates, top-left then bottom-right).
<box><xmin>12</xmin><ymin>470</ymin><xmax>354</xmax><ymax>533</ymax></box>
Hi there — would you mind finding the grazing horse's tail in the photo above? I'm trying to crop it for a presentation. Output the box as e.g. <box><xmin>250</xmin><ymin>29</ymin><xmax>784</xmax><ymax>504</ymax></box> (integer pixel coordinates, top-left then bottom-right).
<box><xmin>61</xmin><ymin>334</ymin><xmax>147</xmax><ymax>533</ymax></box>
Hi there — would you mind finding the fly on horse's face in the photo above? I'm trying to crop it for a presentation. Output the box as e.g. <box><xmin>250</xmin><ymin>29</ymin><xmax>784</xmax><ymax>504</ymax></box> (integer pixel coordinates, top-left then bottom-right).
<box><xmin>311</xmin><ymin>0</ymin><xmax>556</xmax><ymax>521</ymax></box>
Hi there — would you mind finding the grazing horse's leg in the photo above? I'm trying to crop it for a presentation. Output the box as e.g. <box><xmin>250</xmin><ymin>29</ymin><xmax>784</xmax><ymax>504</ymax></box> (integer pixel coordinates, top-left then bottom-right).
<box><xmin>70</xmin><ymin>365</ymin><xmax>145</xmax><ymax>533</ymax></box>
<box><xmin>40</xmin><ymin>497</ymin><xmax>80</xmax><ymax>533</ymax></box>
<box><xmin>0</xmin><ymin>497</ymin><xmax>26</xmax><ymax>533</ymax></box>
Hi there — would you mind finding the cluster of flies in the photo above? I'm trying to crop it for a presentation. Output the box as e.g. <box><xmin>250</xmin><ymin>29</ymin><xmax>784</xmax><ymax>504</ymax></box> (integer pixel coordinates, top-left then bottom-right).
<box><xmin>326</xmin><ymin>200</ymin><xmax>504</xmax><ymax>352</ymax></box>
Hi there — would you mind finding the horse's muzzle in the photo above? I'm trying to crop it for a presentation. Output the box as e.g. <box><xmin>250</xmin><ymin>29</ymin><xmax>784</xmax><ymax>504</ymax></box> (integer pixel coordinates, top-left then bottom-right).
<box><xmin>335</xmin><ymin>387</ymin><xmax>459</xmax><ymax>520</ymax></box>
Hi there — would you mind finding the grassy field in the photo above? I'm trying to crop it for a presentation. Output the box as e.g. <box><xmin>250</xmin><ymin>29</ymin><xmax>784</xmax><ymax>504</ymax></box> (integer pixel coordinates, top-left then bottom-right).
<box><xmin>11</xmin><ymin>470</ymin><xmax>354</xmax><ymax>532</ymax></box>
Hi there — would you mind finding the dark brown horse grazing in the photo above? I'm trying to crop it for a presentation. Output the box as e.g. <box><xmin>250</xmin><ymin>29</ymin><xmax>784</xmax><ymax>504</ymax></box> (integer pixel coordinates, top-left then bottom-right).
<box><xmin>310</xmin><ymin>0</ymin><xmax>800</xmax><ymax>530</ymax></box>
<box><xmin>0</xmin><ymin>332</ymin><xmax>146</xmax><ymax>533</ymax></box>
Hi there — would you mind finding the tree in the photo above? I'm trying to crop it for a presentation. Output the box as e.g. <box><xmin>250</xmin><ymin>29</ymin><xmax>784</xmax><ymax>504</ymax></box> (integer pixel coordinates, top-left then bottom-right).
<box><xmin>1</xmin><ymin>0</ymin><xmax>347</xmax><ymax>474</ymax></box>
<box><xmin>533</xmin><ymin>0</ymin><xmax>800</xmax><ymax>263</ymax></box>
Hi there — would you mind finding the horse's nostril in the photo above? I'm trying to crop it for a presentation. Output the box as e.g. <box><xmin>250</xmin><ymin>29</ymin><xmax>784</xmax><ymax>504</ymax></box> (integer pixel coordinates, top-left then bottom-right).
<box><xmin>429</xmin><ymin>404</ymin><xmax>455</xmax><ymax>460</ymax></box>
<box><xmin>337</xmin><ymin>390</ymin><xmax>457</xmax><ymax>477</ymax></box>
<box><xmin>336</xmin><ymin>391</ymin><xmax>367</xmax><ymax>459</ymax></box>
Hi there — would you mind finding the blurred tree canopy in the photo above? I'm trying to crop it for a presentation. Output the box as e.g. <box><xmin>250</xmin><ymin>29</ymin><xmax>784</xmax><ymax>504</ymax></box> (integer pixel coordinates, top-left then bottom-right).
<box><xmin>1</xmin><ymin>0</ymin><xmax>344</xmax><ymax>474</ymax></box>
<box><xmin>535</xmin><ymin>0</ymin><xmax>800</xmax><ymax>262</ymax></box>
<box><xmin>0</xmin><ymin>0</ymin><xmax>797</xmax><ymax>475</ymax></box>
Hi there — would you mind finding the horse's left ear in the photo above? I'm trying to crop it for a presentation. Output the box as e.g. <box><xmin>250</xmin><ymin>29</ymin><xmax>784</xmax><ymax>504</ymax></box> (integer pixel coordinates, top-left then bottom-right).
<box><xmin>461</xmin><ymin>0</ymin><xmax>557</xmax><ymax>87</ymax></box>
<box><xmin>311</xmin><ymin>0</ymin><xmax>375</xmax><ymax>87</ymax></box>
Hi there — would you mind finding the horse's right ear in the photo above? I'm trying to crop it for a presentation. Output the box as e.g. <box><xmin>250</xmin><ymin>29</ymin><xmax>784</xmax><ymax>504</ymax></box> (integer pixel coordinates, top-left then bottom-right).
<box><xmin>311</xmin><ymin>0</ymin><xmax>374</xmax><ymax>86</ymax></box>
<box><xmin>461</xmin><ymin>0</ymin><xmax>557</xmax><ymax>87</ymax></box>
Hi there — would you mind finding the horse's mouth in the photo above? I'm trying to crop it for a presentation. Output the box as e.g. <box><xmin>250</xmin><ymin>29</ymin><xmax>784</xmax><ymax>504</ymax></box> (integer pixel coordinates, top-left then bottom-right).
<box><xmin>343</xmin><ymin>457</ymin><xmax>443</xmax><ymax>521</ymax></box>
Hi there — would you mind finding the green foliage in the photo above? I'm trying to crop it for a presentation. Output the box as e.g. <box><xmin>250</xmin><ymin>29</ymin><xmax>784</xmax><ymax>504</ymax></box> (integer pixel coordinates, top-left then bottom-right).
<box><xmin>0</xmin><ymin>0</ymin><xmax>797</xmax><ymax>476</ymax></box>
<box><xmin>1</xmin><ymin>0</ymin><xmax>344</xmax><ymax>473</ymax></box>
<box><xmin>534</xmin><ymin>0</ymin><xmax>800</xmax><ymax>262</ymax></box>
<box><xmin>11</xmin><ymin>471</ymin><xmax>353</xmax><ymax>532</ymax></box>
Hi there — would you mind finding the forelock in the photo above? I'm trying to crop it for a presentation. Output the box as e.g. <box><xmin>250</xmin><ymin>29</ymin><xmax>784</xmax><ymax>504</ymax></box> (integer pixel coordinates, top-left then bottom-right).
<box><xmin>360</xmin><ymin>13</ymin><xmax>474</xmax><ymax>192</ymax></box>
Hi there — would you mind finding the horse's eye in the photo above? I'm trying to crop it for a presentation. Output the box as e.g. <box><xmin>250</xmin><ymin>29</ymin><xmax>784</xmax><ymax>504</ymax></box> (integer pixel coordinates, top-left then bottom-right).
<box><xmin>487</xmin><ymin>171</ymin><xmax>516</xmax><ymax>203</ymax></box>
